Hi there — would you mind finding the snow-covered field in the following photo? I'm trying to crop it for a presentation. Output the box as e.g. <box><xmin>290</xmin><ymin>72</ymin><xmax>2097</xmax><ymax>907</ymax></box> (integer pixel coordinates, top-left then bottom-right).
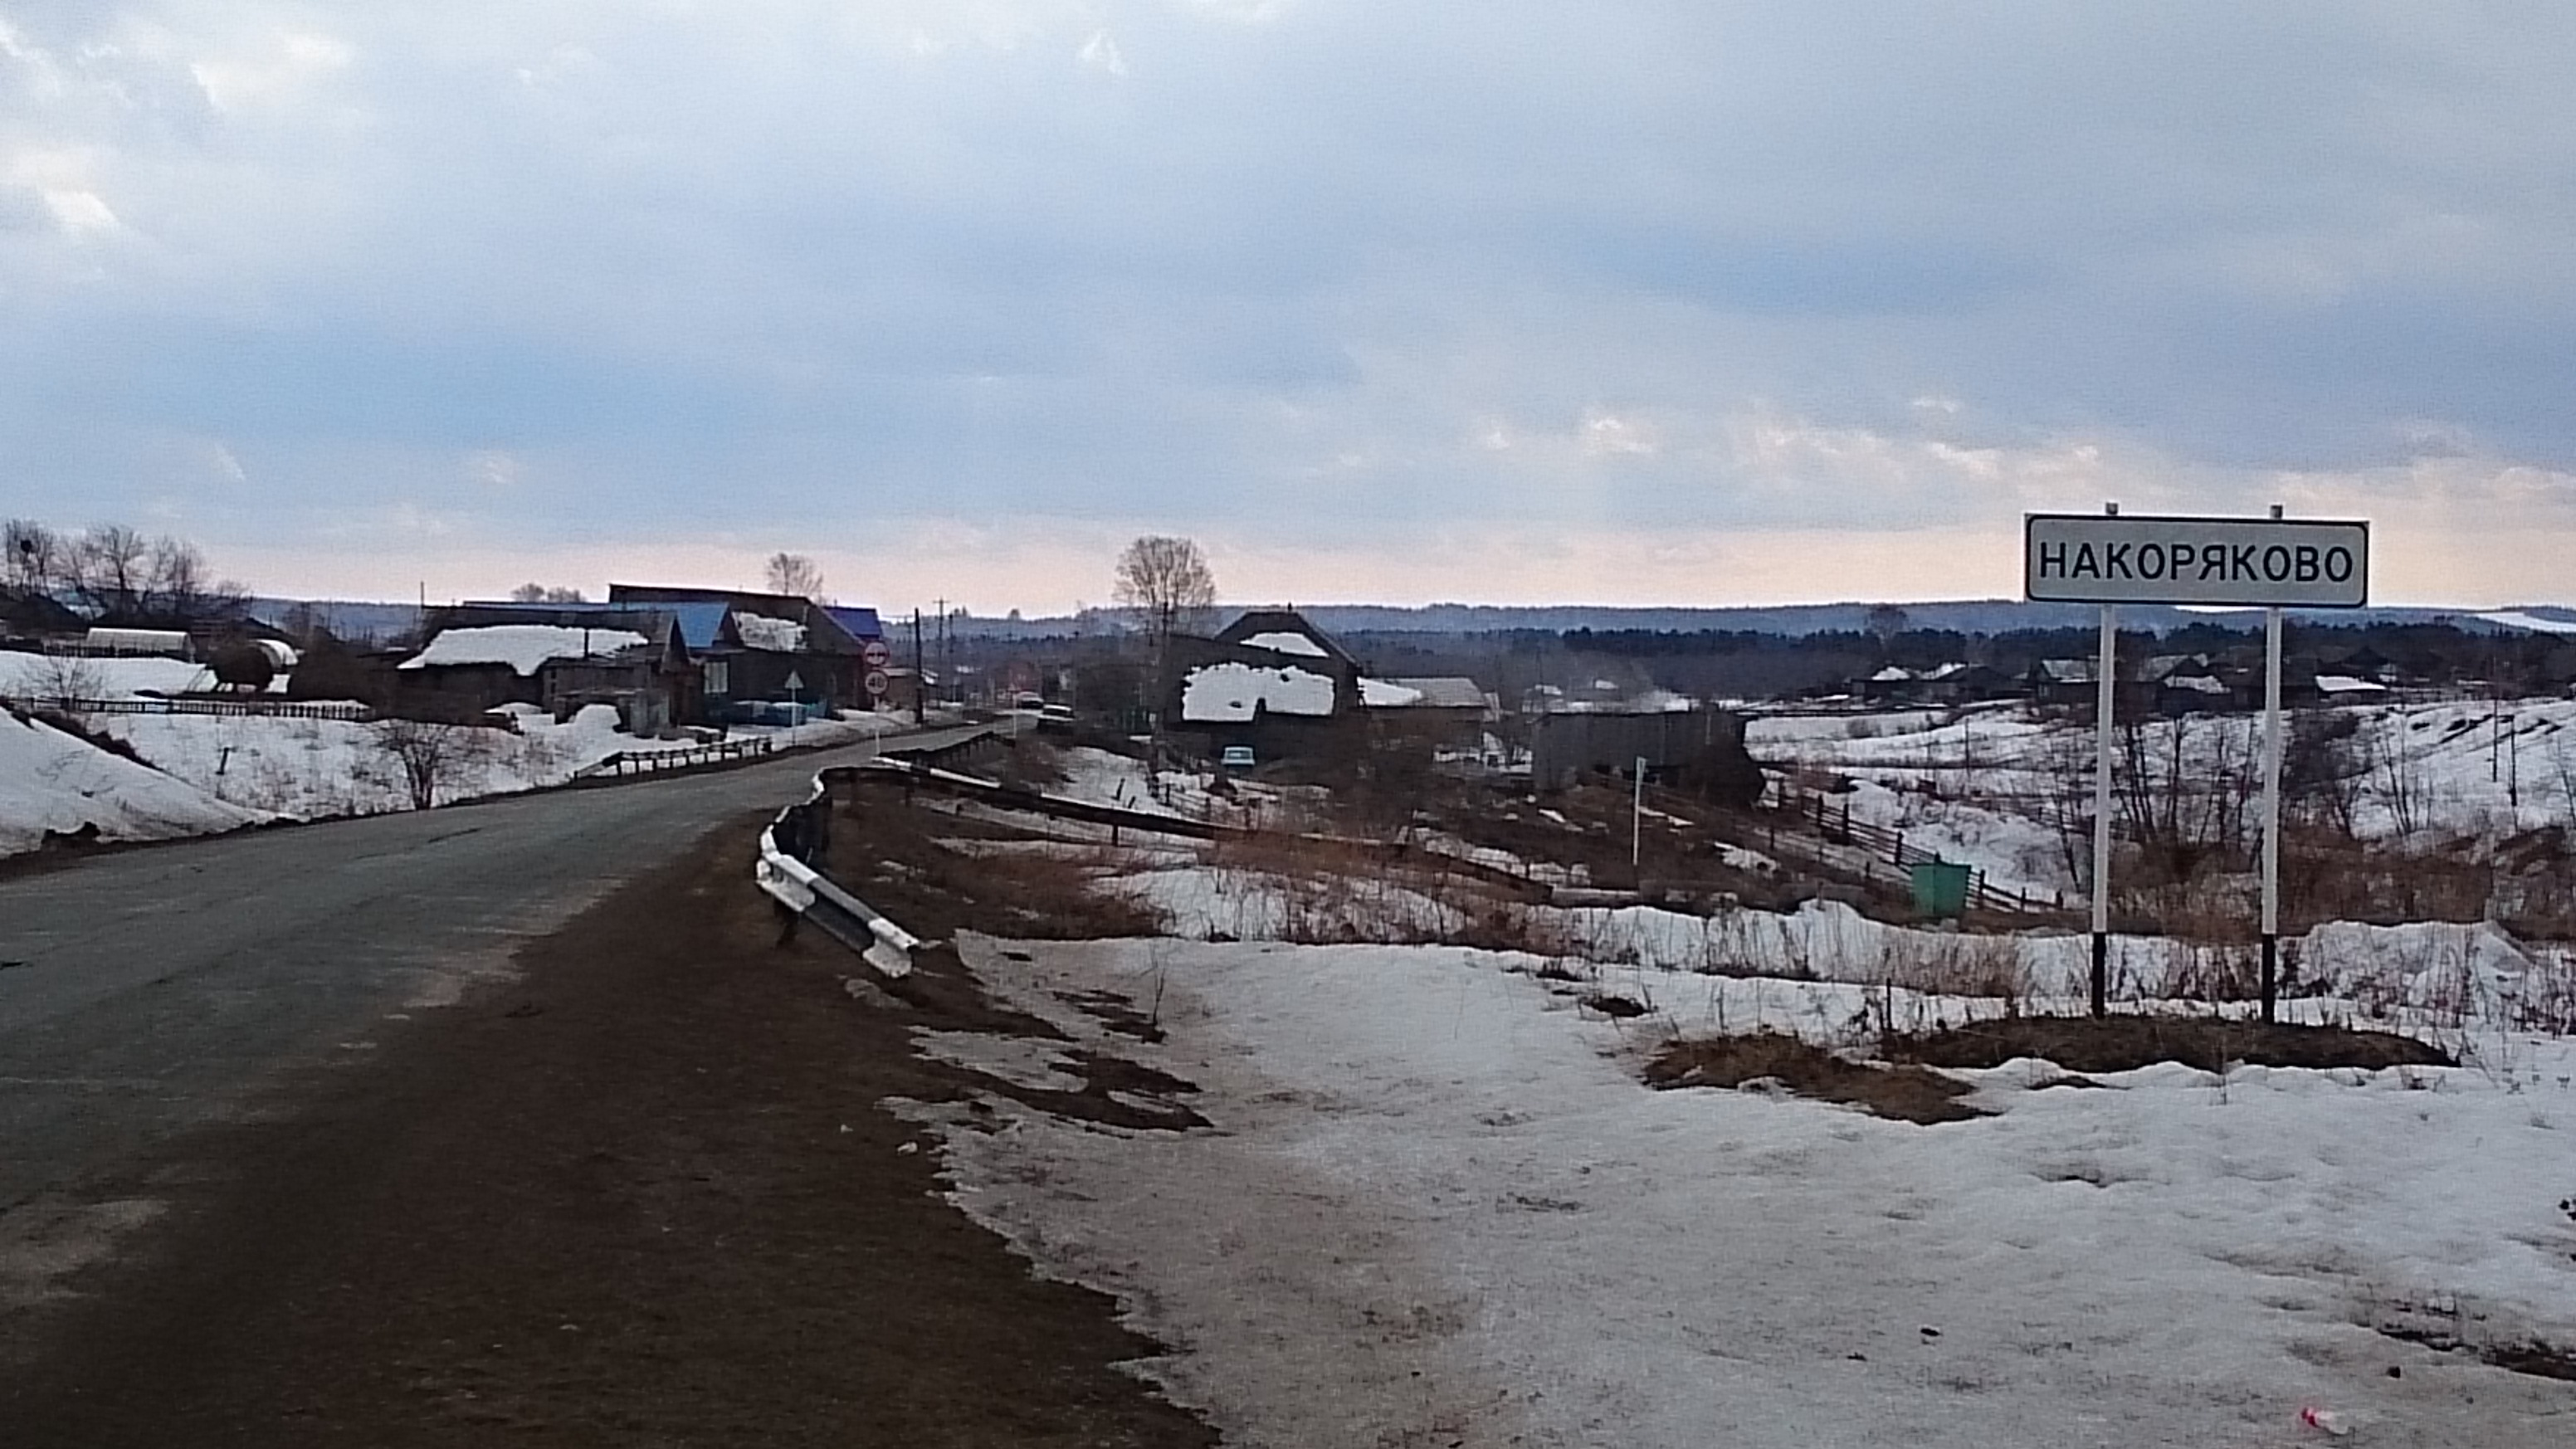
<box><xmin>92</xmin><ymin>704</ymin><xmax>684</xmax><ymax>819</ymax></box>
<box><xmin>0</xmin><ymin>651</ymin><xmax>245</xmax><ymax>700</ymax></box>
<box><xmin>4</xmin><ymin>700</ymin><xmax>947</xmax><ymax>856</ymax></box>
<box><xmin>0</xmin><ymin>711</ymin><xmax>265</xmax><ymax>855</ymax></box>
<box><xmin>1110</xmin><ymin>859</ymin><xmax>2569</xmax><ymax>1029</ymax></box>
<box><xmin>1052</xmin><ymin>745</ymin><xmax>1324</xmax><ymax>830</ymax></box>
<box><xmin>911</xmin><ymin>933</ymin><xmax>2576</xmax><ymax>1447</ymax></box>
<box><xmin>1748</xmin><ymin>700</ymin><xmax>2576</xmax><ymax>895</ymax></box>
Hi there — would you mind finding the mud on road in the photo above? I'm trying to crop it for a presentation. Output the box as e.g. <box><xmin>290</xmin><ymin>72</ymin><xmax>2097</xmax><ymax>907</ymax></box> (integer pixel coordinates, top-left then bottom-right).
<box><xmin>2</xmin><ymin>807</ymin><xmax>1215</xmax><ymax>1448</ymax></box>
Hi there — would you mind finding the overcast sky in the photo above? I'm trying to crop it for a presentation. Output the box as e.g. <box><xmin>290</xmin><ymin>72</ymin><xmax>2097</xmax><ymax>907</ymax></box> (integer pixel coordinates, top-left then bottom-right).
<box><xmin>5</xmin><ymin>2</ymin><xmax>2574</xmax><ymax>612</ymax></box>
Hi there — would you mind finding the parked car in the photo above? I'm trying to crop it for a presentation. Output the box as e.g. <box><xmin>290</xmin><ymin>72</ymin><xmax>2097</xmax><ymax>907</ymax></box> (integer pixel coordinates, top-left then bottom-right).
<box><xmin>1219</xmin><ymin>744</ymin><xmax>1256</xmax><ymax>770</ymax></box>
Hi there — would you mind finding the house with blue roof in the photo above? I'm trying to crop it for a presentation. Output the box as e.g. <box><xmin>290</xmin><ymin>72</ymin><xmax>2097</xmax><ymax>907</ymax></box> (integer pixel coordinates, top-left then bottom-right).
<box><xmin>607</xmin><ymin>584</ymin><xmax>886</xmax><ymax>718</ymax></box>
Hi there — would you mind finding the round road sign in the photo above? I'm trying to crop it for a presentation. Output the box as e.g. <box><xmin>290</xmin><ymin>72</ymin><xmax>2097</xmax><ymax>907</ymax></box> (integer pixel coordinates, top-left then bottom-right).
<box><xmin>861</xmin><ymin>640</ymin><xmax>892</xmax><ymax>669</ymax></box>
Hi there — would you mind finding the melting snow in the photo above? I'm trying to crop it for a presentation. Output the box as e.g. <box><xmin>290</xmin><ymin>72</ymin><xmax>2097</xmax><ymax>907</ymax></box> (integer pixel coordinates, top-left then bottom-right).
<box><xmin>920</xmin><ymin>934</ymin><xmax>2576</xmax><ymax>1447</ymax></box>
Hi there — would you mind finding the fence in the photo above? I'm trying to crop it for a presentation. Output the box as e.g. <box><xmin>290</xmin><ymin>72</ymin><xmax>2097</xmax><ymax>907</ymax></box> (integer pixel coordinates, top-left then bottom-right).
<box><xmin>0</xmin><ymin>693</ymin><xmax>375</xmax><ymax>722</ymax></box>
<box><xmin>576</xmin><ymin>737</ymin><xmax>775</xmax><ymax>778</ymax></box>
<box><xmin>859</xmin><ymin>754</ymin><xmax>1558</xmax><ymax>903</ymax></box>
<box><xmin>1773</xmin><ymin>788</ymin><xmax>2062</xmax><ymax>917</ymax></box>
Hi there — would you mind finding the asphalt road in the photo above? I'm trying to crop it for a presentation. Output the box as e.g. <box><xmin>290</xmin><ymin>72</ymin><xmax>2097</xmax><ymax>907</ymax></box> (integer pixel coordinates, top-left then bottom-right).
<box><xmin>0</xmin><ymin>723</ymin><xmax>997</xmax><ymax>1222</ymax></box>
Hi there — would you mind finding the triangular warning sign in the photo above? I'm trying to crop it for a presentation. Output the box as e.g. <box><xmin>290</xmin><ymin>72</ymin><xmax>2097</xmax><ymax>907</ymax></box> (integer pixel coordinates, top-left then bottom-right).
<box><xmin>783</xmin><ymin>671</ymin><xmax>806</xmax><ymax>691</ymax></box>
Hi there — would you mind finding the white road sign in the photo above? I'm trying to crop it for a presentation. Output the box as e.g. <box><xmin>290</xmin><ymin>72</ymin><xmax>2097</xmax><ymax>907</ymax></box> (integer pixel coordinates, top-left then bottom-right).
<box><xmin>861</xmin><ymin>639</ymin><xmax>891</xmax><ymax>669</ymax></box>
<box><xmin>2025</xmin><ymin>513</ymin><xmax>2369</xmax><ymax>607</ymax></box>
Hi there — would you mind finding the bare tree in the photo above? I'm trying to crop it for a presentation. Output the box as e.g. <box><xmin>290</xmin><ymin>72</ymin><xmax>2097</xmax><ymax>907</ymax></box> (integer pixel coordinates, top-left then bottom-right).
<box><xmin>2365</xmin><ymin>717</ymin><xmax>2432</xmax><ymax>841</ymax></box>
<box><xmin>1113</xmin><ymin>534</ymin><xmax>1216</xmax><ymax>651</ymax></box>
<box><xmin>139</xmin><ymin>535</ymin><xmax>247</xmax><ymax>626</ymax></box>
<box><xmin>4</xmin><ymin>518</ymin><xmax>59</xmax><ymax>595</ymax></box>
<box><xmin>508</xmin><ymin>583</ymin><xmax>589</xmax><ymax>603</ymax></box>
<box><xmin>371</xmin><ymin>719</ymin><xmax>492</xmax><ymax>810</ymax></box>
<box><xmin>66</xmin><ymin>524</ymin><xmax>151</xmax><ymax>620</ymax></box>
<box><xmin>18</xmin><ymin>651</ymin><xmax>105</xmax><ymax>721</ymax></box>
<box><xmin>1865</xmin><ymin>603</ymin><xmax>1909</xmax><ymax>659</ymax></box>
<box><xmin>2545</xmin><ymin>728</ymin><xmax>2576</xmax><ymax>832</ymax></box>
<box><xmin>1114</xmin><ymin>535</ymin><xmax>1217</xmax><ymax>738</ymax></box>
<box><xmin>764</xmin><ymin>553</ymin><xmax>825</xmax><ymax>600</ymax></box>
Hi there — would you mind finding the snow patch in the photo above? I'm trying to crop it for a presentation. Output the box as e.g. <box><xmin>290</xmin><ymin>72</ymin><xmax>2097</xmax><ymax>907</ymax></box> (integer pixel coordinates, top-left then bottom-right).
<box><xmin>732</xmin><ymin>614</ymin><xmax>808</xmax><ymax>651</ymax></box>
<box><xmin>1240</xmin><ymin>630</ymin><xmax>1328</xmax><ymax>657</ymax></box>
<box><xmin>0</xmin><ymin>712</ymin><xmax>266</xmax><ymax>855</ymax></box>
<box><xmin>1179</xmin><ymin>661</ymin><xmax>1336</xmax><ymax>722</ymax></box>
<box><xmin>401</xmin><ymin>625</ymin><xmax>648</xmax><ymax>676</ymax></box>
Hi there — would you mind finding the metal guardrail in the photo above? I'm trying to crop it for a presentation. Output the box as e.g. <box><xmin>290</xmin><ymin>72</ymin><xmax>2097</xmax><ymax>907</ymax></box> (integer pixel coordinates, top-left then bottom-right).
<box><xmin>578</xmin><ymin>737</ymin><xmax>775</xmax><ymax>778</ymax></box>
<box><xmin>757</xmin><ymin>764</ymin><xmax>925</xmax><ymax>978</ymax></box>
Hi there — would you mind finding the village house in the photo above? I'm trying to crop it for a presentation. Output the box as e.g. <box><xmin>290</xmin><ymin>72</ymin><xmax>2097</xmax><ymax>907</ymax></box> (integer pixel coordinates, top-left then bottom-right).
<box><xmin>391</xmin><ymin>604</ymin><xmax>693</xmax><ymax>732</ymax></box>
<box><xmin>607</xmin><ymin>585</ymin><xmax>886</xmax><ymax>719</ymax></box>
<box><xmin>1526</xmin><ymin>702</ymin><xmax>1762</xmax><ymax>807</ymax></box>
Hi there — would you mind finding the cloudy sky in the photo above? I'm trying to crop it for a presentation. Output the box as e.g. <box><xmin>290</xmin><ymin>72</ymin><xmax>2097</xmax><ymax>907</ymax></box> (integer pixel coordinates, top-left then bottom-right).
<box><xmin>5</xmin><ymin>2</ymin><xmax>2574</xmax><ymax>612</ymax></box>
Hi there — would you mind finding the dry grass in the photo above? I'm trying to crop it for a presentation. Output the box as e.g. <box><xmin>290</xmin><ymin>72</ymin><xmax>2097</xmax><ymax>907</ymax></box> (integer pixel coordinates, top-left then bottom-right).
<box><xmin>1644</xmin><ymin>1032</ymin><xmax>1984</xmax><ymax>1125</ymax></box>
<box><xmin>1881</xmin><ymin>1016</ymin><xmax>2454</xmax><ymax>1075</ymax></box>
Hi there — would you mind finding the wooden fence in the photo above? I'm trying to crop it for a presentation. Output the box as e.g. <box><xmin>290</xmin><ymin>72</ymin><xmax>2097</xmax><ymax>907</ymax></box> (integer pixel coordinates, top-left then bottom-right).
<box><xmin>1</xmin><ymin>694</ymin><xmax>375</xmax><ymax>722</ymax></box>
<box><xmin>1769</xmin><ymin>788</ymin><xmax>2063</xmax><ymax>917</ymax></box>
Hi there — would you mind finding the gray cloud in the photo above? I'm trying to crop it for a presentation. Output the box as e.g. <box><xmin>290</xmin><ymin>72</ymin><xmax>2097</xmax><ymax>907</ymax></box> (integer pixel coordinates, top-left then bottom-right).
<box><xmin>2</xmin><ymin>2</ymin><xmax>2573</xmax><ymax>598</ymax></box>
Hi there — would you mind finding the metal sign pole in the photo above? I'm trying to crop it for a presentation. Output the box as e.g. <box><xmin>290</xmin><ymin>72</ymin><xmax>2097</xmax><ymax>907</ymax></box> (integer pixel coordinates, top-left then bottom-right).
<box><xmin>2259</xmin><ymin>505</ymin><xmax>2286</xmax><ymax>1022</ymax></box>
<box><xmin>2089</xmin><ymin>500</ymin><xmax>2120</xmax><ymax>1018</ymax></box>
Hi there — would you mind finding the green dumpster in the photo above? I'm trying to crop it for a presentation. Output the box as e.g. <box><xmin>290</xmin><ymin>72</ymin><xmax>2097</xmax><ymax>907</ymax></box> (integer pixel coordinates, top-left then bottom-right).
<box><xmin>1910</xmin><ymin>860</ymin><xmax>1972</xmax><ymax>919</ymax></box>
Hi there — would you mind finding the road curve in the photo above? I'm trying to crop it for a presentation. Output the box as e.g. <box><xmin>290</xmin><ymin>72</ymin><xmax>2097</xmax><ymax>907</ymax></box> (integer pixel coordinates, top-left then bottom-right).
<box><xmin>0</xmin><ymin>724</ymin><xmax>995</xmax><ymax>1217</ymax></box>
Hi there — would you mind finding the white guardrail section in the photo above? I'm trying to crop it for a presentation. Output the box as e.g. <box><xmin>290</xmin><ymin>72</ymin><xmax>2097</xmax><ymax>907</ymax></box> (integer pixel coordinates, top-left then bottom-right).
<box><xmin>756</xmin><ymin>767</ymin><xmax>923</xmax><ymax>978</ymax></box>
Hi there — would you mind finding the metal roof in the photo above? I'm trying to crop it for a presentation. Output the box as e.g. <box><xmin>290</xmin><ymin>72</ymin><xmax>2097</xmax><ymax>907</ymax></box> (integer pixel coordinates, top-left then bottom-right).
<box><xmin>1382</xmin><ymin>676</ymin><xmax>1491</xmax><ymax>709</ymax></box>
<box><xmin>664</xmin><ymin>602</ymin><xmax>732</xmax><ymax>650</ymax></box>
<box><xmin>822</xmin><ymin>605</ymin><xmax>883</xmax><ymax>641</ymax></box>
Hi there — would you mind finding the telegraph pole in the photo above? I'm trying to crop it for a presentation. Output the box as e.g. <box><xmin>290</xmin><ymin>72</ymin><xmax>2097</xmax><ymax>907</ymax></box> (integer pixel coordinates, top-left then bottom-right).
<box><xmin>911</xmin><ymin>607</ymin><xmax>925</xmax><ymax>725</ymax></box>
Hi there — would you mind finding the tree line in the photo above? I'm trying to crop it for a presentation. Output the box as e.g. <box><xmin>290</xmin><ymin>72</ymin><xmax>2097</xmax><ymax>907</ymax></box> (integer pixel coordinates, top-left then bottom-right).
<box><xmin>3</xmin><ymin>519</ymin><xmax>248</xmax><ymax>630</ymax></box>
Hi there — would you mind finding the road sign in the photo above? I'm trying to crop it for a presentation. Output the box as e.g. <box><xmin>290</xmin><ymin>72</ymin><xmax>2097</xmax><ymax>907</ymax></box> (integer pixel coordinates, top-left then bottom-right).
<box><xmin>2032</xmin><ymin>503</ymin><xmax>2371</xmax><ymax>1026</ymax></box>
<box><xmin>861</xmin><ymin>640</ymin><xmax>891</xmax><ymax>669</ymax></box>
<box><xmin>2025</xmin><ymin>513</ymin><xmax>2369</xmax><ymax>607</ymax></box>
<box><xmin>783</xmin><ymin>670</ymin><xmax>806</xmax><ymax>692</ymax></box>
<box><xmin>863</xmin><ymin>669</ymin><xmax>889</xmax><ymax>697</ymax></box>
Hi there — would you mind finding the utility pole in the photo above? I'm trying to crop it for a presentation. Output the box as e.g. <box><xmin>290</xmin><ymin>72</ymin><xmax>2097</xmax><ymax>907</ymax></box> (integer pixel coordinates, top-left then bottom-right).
<box><xmin>1631</xmin><ymin>756</ymin><xmax>1647</xmax><ymax>871</ymax></box>
<box><xmin>935</xmin><ymin>598</ymin><xmax>948</xmax><ymax>707</ymax></box>
<box><xmin>911</xmin><ymin>607</ymin><xmax>925</xmax><ymax>725</ymax></box>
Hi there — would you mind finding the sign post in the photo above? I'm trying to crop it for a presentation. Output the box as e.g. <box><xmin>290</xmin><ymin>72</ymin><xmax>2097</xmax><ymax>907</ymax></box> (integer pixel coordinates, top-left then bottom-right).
<box><xmin>2091</xmin><ymin>506</ymin><xmax>2117</xmax><ymax>1018</ymax></box>
<box><xmin>2026</xmin><ymin>508</ymin><xmax>2369</xmax><ymax>1022</ymax></box>
<box><xmin>2260</xmin><ymin>525</ymin><xmax>2286</xmax><ymax>1022</ymax></box>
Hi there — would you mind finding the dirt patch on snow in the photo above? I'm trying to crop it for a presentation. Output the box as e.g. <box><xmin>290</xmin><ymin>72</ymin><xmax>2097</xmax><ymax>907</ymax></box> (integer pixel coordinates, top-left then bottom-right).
<box><xmin>1645</xmin><ymin>1032</ymin><xmax>1985</xmax><ymax>1125</ymax></box>
<box><xmin>1881</xmin><ymin>1015</ymin><xmax>2454</xmax><ymax>1074</ymax></box>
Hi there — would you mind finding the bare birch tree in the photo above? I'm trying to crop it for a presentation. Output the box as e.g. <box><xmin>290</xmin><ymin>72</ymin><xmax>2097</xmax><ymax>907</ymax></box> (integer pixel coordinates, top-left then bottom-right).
<box><xmin>764</xmin><ymin>552</ymin><xmax>825</xmax><ymax>600</ymax></box>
